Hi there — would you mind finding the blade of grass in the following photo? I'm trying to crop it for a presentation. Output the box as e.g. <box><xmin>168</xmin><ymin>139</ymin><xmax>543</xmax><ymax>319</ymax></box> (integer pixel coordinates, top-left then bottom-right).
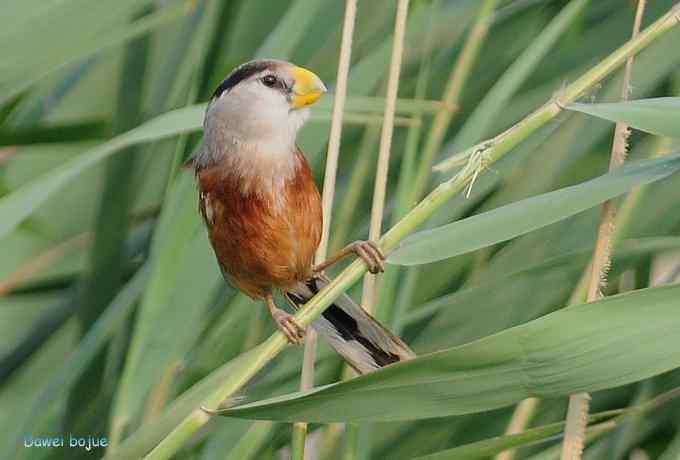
<box><xmin>361</xmin><ymin>0</ymin><xmax>409</xmax><ymax>314</ymax></box>
<box><xmin>223</xmin><ymin>421</ymin><xmax>275</xmax><ymax>460</ymax></box>
<box><xmin>446</xmin><ymin>0</ymin><xmax>589</xmax><ymax>157</ymax></box>
<box><xmin>0</xmin><ymin>120</ymin><xmax>109</xmax><ymax>146</ymax></box>
<box><xmin>0</xmin><ymin>0</ymin><xmax>193</xmax><ymax>107</ymax></box>
<box><xmin>378</xmin><ymin>0</ymin><xmax>442</xmax><ymax>327</ymax></box>
<box><xmin>567</xmin><ymin>98</ymin><xmax>680</xmax><ymax>138</ymax></box>
<box><xmin>495</xmin><ymin>398</ymin><xmax>540</xmax><ymax>460</ymax></box>
<box><xmin>108</xmin><ymin>172</ymin><xmax>223</xmax><ymax>446</ymax></box>
<box><xmin>403</xmin><ymin>236</ymin><xmax>680</xmax><ymax>330</ymax></box>
<box><xmin>416</xmin><ymin>386</ymin><xmax>680</xmax><ymax>460</ymax></box>
<box><xmin>256</xmin><ymin>0</ymin><xmax>333</xmax><ymax>59</ymax></box>
<box><xmin>0</xmin><ymin>233</ymin><xmax>90</xmax><ymax>297</ymax></box>
<box><xmin>215</xmin><ymin>285</ymin><xmax>680</xmax><ymax>423</ymax></box>
<box><xmin>406</xmin><ymin>0</ymin><xmax>499</xmax><ymax>209</ymax></box>
<box><xmin>0</xmin><ymin>104</ymin><xmax>204</xmax><ymax>240</ymax></box>
<box><xmin>381</xmin><ymin>0</ymin><xmax>500</xmax><ymax>330</ymax></box>
<box><xmin>1</xmin><ymin>266</ymin><xmax>148</xmax><ymax>460</ymax></box>
<box><xmin>388</xmin><ymin>154</ymin><xmax>680</xmax><ymax>266</ymax></box>
<box><xmin>416</xmin><ymin>420</ymin><xmax>617</xmax><ymax>460</ymax></box>
<box><xmin>66</xmin><ymin>15</ymin><xmax>150</xmax><ymax>430</ymax></box>
<box><xmin>0</xmin><ymin>290</ymin><xmax>77</xmax><ymax>385</ymax></box>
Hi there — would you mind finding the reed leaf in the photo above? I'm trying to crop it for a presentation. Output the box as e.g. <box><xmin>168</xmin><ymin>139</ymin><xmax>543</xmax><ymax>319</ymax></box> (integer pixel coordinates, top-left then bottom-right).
<box><xmin>217</xmin><ymin>284</ymin><xmax>680</xmax><ymax>423</ymax></box>
<box><xmin>567</xmin><ymin>97</ymin><xmax>680</xmax><ymax>138</ymax></box>
<box><xmin>388</xmin><ymin>153</ymin><xmax>680</xmax><ymax>266</ymax></box>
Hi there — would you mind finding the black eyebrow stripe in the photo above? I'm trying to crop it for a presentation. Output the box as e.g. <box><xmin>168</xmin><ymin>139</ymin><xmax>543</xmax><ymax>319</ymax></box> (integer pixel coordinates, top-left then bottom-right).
<box><xmin>211</xmin><ymin>60</ymin><xmax>274</xmax><ymax>100</ymax></box>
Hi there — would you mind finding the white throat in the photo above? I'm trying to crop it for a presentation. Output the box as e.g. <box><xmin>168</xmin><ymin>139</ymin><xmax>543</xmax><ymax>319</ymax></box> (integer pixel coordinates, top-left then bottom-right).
<box><xmin>198</xmin><ymin>82</ymin><xmax>310</xmax><ymax>198</ymax></box>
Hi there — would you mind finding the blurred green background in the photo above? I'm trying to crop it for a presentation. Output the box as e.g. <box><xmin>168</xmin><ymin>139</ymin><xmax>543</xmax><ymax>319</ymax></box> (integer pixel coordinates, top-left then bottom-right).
<box><xmin>1</xmin><ymin>0</ymin><xmax>680</xmax><ymax>459</ymax></box>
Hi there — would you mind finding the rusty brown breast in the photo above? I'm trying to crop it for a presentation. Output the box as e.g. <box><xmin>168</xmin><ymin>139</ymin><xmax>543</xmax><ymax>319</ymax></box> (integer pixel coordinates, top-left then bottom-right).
<box><xmin>196</xmin><ymin>148</ymin><xmax>322</xmax><ymax>299</ymax></box>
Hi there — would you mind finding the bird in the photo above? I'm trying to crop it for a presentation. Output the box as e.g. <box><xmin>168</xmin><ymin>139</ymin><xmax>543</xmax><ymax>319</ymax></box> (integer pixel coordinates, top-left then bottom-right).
<box><xmin>186</xmin><ymin>59</ymin><xmax>414</xmax><ymax>374</ymax></box>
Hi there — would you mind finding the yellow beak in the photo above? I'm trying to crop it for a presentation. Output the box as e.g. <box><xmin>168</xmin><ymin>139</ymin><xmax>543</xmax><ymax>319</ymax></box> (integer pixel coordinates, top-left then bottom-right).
<box><xmin>291</xmin><ymin>66</ymin><xmax>327</xmax><ymax>109</ymax></box>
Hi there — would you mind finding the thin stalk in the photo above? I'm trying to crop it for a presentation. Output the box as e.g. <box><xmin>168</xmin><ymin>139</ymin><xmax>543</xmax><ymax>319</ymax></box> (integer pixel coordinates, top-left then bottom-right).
<box><xmin>567</xmin><ymin>134</ymin><xmax>674</xmax><ymax>306</ymax></box>
<box><xmin>319</xmin><ymin>423</ymin><xmax>345</xmax><ymax>460</ymax></box>
<box><xmin>313</xmin><ymin>111</ymin><xmax>420</xmax><ymax>126</ymax></box>
<box><xmin>142</xmin><ymin>361</ymin><xmax>183</xmax><ymax>424</ymax></box>
<box><xmin>223</xmin><ymin>421</ymin><xmax>274</xmax><ymax>460</ymax></box>
<box><xmin>409</xmin><ymin>0</ymin><xmax>498</xmax><ymax>203</ymax></box>
<box><xmin>375</xmin><ymin>0</ymin><xmax>443</xmax><ymax>327</ymax></box>
<box><xmin>391</xmin><ymin>0</ymin><xmax>440</xmax><ymax>225</ymax></box>
<box><xmin>380</xmin><ymin>0</ymin><xmax>494</xmax><ymax>326</ymax></box>
<box><xmin>291</xmin><ymin>427</ymin><xmax>307</xmax><ymax>460</ymax></box>
<box><xmin>343</xmin><ymin>424</ymin><xmax>360</xmax><ymax>460</ymax></box>
<box><xmin>496</xmin><ymin>398</ymin><xmax>541</xmax><ymax>460</ymax></box>
<box><xmin>616</xmin><ymin>134</ymin><xmax>675</xmax><ymax>236</ymax></box>
<box><xmin>361</xmin><ymin>0</ymin><xmax>410</xmax><ymax>312</ymax></box>
<box><xmin>132</xmin><ymin>8</ymin><xmax>680</xmax><ymax>459</ymax></box>
<box><xmin>0</xmin><ymin>232</ymin><xmax>90</xmax><ymax>296</ymax></box>
<box><xmin>560</xmin><ymin>3</ymin><xmax>647</xmax><ymax>460</ymax></box>
<box><xmin>329</xmin><ymin>125</ymin><xmax>381</xmax><ymax>255</ymax></box>
<box><xmin>316</xmin><ymin>0</ymin><xmax>359</xmax><ymax>259</ymax></box>
<box><xmin>585</xmin><ymin>0</ymin><xmax>646</xmax><ymax>302</ymax></box>
<box><xmin>347</xmin><ymin>3</ymin><xmax>410</xmax><ymax>458</ymax></box>
<box><xmin>295</xmin><ymin>1</ymin><xmax>359</xmax><ymax>459</ymax></box>
<box><xmin>384</xmin><ymin>0</ymin><xmax>498</xmax><ymax>327</ymax></box>
<box><xmin>315</xmin><ymin>95</ymin><xmax>451</xmax><ymax>116</ymax></box>
<box><xmin>66</xmin><ymin>14</ymin><xmax>150</xmax><ymax>432</ymax></box>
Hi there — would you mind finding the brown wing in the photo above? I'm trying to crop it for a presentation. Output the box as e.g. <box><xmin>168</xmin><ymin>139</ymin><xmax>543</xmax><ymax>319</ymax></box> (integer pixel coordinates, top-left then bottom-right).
<box><xmin>196</xmin><ymin>147</ymin><xmax>322</xmax><ymax>298</ymax></box>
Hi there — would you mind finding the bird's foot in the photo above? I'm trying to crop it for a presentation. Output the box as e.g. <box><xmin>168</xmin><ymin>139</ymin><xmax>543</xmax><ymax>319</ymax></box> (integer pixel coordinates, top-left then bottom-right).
<box><xmin>351</xmin><ymin>240</ymin><xmax>385</xmax><ymax>274</ymax></box>
<box><xmin>272</xmin><ymin>309</ymin><xmax>305</xmax><ymax>345</ymax></box>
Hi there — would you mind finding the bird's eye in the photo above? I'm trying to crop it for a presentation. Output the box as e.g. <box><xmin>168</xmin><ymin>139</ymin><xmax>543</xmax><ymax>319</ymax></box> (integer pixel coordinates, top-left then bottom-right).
<box><xmin>261</xmin><ymin>75</ymin><xmax>278</xmax><ymax>87</ymax></box>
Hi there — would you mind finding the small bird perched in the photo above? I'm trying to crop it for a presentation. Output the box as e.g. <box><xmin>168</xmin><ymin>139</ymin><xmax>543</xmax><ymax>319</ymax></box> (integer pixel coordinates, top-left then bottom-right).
<box><xmin>187</xmin><ymin>59</ymin><xmax>414</xmax><ymax>374</ymax></box>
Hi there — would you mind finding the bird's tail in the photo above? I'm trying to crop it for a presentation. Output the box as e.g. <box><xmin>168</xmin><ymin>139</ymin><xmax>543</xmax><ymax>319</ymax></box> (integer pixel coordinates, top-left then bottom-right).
<box><xmin>285</xmin><ymin>275</ymin><xmax>415</xmax><ymax>375</ymax></box>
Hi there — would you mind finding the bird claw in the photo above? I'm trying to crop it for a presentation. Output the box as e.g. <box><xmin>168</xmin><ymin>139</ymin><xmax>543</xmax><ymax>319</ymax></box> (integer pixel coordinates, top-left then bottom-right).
<box><xmin>272</xmin><ymin>309</ymin><xmax>305</xmax><ymax>345</ymax></box>
<box><xmin>352</xmin><ymin>240</ymin><xmax>385</xmax><ymax>274</ymax></box>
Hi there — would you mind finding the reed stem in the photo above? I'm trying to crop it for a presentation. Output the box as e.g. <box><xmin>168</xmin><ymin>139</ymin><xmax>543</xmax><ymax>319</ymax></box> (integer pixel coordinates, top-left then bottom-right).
<box><xmin>361</xmin><ymin>0</ymin><xmax>410</xmax><ymax>312</ymax></box>
<box><xmin>561</xmin><ymin>2</ymin><xmax>646</xmax><ymax>460</ymax></box>
<box><xmin>294</xmin><ymin>1</ymin><xmax>359</xmax><ymax>459</ymax></box>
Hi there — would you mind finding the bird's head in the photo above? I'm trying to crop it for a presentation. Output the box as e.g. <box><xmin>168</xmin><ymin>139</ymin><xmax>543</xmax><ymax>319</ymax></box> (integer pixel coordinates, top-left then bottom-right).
<box><xmin>203</xmin><ymin>59</ymin><xmax>327</xmax><ymax>153</ymax></box>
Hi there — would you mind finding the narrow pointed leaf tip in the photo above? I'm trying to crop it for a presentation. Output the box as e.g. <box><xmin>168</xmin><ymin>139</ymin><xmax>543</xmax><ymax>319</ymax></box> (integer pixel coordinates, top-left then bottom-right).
<box><xmin>212</xmin><ymin>284</ymin><xmax>680</xmax><ymax>423</ymax></box>
<box><xmin>388</xmin><ymin>153</ymin><xmax>680</xmax><ymax>266</ymax></box>
<box><xmin>567</xmin><ymin>97</ymin><xmax>680</xmax><ymax>138</ymax></box>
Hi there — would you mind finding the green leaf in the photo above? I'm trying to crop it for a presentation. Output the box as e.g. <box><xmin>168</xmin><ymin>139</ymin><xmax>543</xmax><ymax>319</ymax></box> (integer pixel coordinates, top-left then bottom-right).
<box><xmin>1</xmin><ymin>268</ymin><xmax>147</xmax><ymax>460</ymax></box>
<box><xmin>0</xmin><ymin>120</ymin><xmax>109</xmax><ymax>145</ymax></box>
<box><xmin>567</xmin><ymin>98</ymin><xmax>680</xmax><ymax>138</ymax></box>
<box><xmin>416</xmin><ymin>383</ymin><xmax>680</xmax><ymax>460</ymax></box>
<box><xmin>109</xmin><ymin>172</ymin><xmax>222</xmax><ymax>435</ymax></box>
<box><xmin>0</xmin><ymin>105</ymin><xmax>203</xmax><ymax>241</ymax></box>
<box><xmin>412</xmin><ymin>418</ymin><xmax>616</xmax><ymax>460</ymax></box>
<box><xmin>218</xmin><ymin>284</ymin><xmax>680</xmax><ymax>423</ymax></box>
<box><xmin>388</xmin><ymin>154</ymin><xmax>680</xmax><ymax>266</ymax></box>
<box><xmin>0</xmin><ymin>0</ymin><xmax>192</xmax><ymax>106</ymax></box>
<box><xmin>255</xmin><ymin>0</ymin><xmax>333</xmax><ymax>59</ymax></box>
